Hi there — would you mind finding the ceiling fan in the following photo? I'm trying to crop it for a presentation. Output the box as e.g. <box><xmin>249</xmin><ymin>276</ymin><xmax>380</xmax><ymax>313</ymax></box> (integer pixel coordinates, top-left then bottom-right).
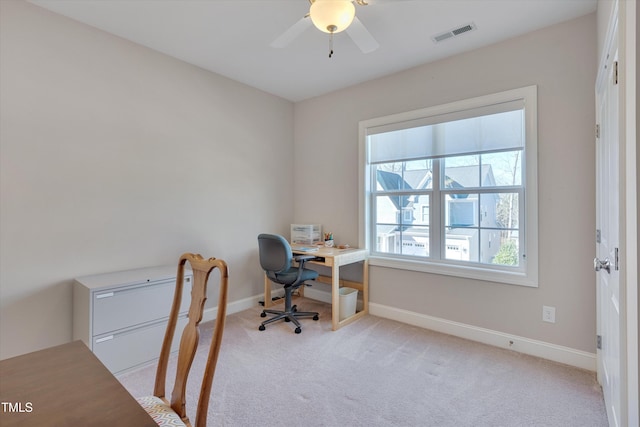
<box><xmin>270</xmin><ymin>0</ymin><xmax>379</xmax><ymax>57</ymax></box>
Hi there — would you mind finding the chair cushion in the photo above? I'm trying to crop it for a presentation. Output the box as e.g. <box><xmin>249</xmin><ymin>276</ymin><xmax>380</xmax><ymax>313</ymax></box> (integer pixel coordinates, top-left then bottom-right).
<box><xmin>137</xmin><ymin>395</ymin><xmax>187</xmax><ymax>427</ymax></box>
<box><xmin>273</xmin><ymin>267</ymin><xmax>318</xmax><ymax>285</ymax></box>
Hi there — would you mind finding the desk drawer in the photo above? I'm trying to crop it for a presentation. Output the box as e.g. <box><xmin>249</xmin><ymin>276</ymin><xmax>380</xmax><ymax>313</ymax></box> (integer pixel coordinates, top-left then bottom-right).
<box><xmin>93</xmin><ymin>278</ymin><xmax>190</xmax><ymax>336</ymax></box>
<box><xmin>94</xmin><ymin>315</ymin><xmax>188</xmax><ymax>374</ymax></box>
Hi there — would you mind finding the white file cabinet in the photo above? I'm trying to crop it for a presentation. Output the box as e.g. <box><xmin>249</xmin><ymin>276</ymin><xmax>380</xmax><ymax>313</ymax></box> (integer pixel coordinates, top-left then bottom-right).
<box><xmin>73</xmin><ymin>265</ymin><xmax>192</xmax><ymax>374</ymax></box>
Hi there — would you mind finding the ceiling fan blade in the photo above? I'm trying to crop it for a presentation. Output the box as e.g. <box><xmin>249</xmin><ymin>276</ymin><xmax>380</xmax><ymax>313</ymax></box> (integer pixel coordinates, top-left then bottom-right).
<box><xmin>270</xmin><ymin>16</ymin><xmax>312</xmax><ymax>48</ymax></box>
<box><xmin>346</xmin><ymin>16</ymin><xmax>379</xmax><ymax>53</ymax></box>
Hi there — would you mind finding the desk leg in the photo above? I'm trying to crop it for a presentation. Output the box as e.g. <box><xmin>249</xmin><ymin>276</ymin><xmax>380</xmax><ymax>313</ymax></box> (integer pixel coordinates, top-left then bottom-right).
<box><xmin>331</xmin><ymin>263</ymin><xmax>340</xmax><ymax>331</ymax></box>
<box><xmin>264</xmin><ymin>274</ymin><xmax>272</xmax><ymax>309</ymax></box>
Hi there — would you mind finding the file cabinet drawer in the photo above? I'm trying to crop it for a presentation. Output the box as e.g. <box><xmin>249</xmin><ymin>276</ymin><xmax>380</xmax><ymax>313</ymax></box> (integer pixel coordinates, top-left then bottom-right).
<box><xmin>93</xmin><ymin>278</ymin><xmax>190</xmax><ymax>336</ymax></box>
<box><xmin>94</xmin><ymin>315</ymin><xmax>188</xmax><ymax>374</ymax></box>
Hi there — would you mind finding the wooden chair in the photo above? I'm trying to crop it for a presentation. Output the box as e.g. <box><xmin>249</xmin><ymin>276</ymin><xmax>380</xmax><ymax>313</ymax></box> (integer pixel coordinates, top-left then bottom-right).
<box><xmin>137</xmin><ymin>253</ymin><xmax>229</xmax><ymax>427</ymax></box>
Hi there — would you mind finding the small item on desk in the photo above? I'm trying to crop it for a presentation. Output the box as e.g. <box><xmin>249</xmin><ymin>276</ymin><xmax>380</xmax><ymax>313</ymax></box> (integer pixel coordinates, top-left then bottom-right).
<box><xmin>324</xmin><ymin>232</ymin><xmax>334</xmax><ymax>247</ymax></box>
<box><xmin>338</xmin><ymin>244</ymin><xmax>350</xmax><ymax>249</ymax></box>
<box><xmin>295</xmin><ymin>246</ymin><xmax>318</xmax><ymax>252</ymax></box>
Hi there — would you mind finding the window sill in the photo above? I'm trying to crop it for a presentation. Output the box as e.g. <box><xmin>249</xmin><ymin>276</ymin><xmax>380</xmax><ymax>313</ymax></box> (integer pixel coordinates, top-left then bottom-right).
<box><xmin>368</xmin><ymin>255</ymin><xmax>538</xmax><ymax>287</ymax></box>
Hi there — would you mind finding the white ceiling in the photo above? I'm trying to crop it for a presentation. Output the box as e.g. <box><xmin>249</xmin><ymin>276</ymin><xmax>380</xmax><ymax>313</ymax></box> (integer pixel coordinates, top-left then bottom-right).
<box><xmin>29</xmin><ymin>0</ymin><xmax>597</xmax><ymax>102</ymax></box>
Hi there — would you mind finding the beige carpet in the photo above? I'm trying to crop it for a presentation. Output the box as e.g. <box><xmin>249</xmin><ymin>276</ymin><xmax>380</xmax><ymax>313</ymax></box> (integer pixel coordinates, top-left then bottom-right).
<box><xmin>118</xmin><ymin>299</ymin><xmax>608</xmax><ymax>426</ymax></box>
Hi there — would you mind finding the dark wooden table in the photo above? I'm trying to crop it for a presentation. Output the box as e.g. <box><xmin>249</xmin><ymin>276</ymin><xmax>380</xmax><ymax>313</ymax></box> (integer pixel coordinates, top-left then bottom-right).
<box><xmin>0</xmin><ymin>340</ymin><xmax>156</xmax><ymax>426</ymax></box>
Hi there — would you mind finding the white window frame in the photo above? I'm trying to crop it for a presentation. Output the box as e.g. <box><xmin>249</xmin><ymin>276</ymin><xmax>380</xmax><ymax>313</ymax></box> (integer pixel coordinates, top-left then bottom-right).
<box><xmin>359</xmin><ymin>86</ymin><xmax>538</xmax><ymax>287</ymax></box>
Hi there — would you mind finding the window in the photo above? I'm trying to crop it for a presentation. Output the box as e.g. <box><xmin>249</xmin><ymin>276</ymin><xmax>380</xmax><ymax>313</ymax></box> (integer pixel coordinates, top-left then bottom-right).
<box><xmin>359</xmin><ymin>86</ymin><xmax>538</xmax><ymax>286</ymax></box>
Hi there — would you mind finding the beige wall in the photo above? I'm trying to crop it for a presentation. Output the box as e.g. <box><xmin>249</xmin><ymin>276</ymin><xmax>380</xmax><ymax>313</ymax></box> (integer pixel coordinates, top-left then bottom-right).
<box><xmin>294</xmin><ymin>14</ymin><xmax>597</xmax><ymax>352</ymax></box>
<box><xmin>0</xmin><ymin>1</ymin><xmax>603</xmax><ymax>360</ymax></box>
<box><xmin>0</xmin><ymin>0</ymin><xmax>294</xmax><ymax>359</ymax></box>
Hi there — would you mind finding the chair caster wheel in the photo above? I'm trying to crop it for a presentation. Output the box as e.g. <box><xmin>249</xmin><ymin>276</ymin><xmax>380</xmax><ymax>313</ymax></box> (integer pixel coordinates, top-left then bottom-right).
<box><xmin>313</xmin><ymin>315</ymin><xmax>319</xmax><ymax>321</ymax></box>
<box><xmin>295</xmin><ymin>327</ymin><xmax>302</xmax><ymax>334</ymax></box>
<box><xmin>292</xmin><ymin>305</ymin><xmax>297</xmax><ymax>312</ymax></box>
<box><xmin>284</xmin><ymin>317</ymin><xmax>291</xmax><ymax>322</ymax></box>
<box><xmin>260</xmin><ymin>312</ymin><xmax>267</xmax><ymax>318</ymax></box>
<box><xmin>259</xmin><ymin>325</ymin><xmax>265</xmax><ymax>331</ymax></box>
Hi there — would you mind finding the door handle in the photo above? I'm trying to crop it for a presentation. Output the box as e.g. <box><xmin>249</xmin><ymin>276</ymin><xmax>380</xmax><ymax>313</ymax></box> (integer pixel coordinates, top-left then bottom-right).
<box><xmin>594</xmin><ymin>257</ymin><xmax>611</xmax><ymax>273</ymax></box>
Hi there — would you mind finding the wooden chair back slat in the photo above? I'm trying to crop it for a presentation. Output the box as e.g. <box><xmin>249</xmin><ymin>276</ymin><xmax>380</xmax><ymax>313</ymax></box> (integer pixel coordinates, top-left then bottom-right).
<box><xmin>152</xmin><ymin>253</ymin><xmax>229</xmax><ymax>427</ymax></box>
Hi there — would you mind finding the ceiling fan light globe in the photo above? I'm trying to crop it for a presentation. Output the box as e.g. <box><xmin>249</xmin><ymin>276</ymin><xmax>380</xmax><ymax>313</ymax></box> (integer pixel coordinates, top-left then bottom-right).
<box><xmin>310</xmin><ymin>0</ymin><xmax>355</xmax><ymax>34</ymax></box>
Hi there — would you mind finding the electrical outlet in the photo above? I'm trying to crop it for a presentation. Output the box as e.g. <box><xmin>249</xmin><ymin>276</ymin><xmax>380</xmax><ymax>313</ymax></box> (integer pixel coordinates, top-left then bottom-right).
<box><xmin>542</xmin><ymin>306</ymin><xmax>556</xmax><ymax>323</ymax></box>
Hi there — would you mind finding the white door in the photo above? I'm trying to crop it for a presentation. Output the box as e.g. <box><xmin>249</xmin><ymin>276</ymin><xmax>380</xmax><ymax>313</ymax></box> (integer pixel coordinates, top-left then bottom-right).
<box><xmin>595</xmin><ymin>26</ymin><xmax>623</xmax><ymax>427</ymax></box>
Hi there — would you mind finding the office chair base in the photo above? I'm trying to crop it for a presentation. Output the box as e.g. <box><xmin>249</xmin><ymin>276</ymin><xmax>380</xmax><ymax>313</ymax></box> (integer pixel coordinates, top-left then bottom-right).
<box><xmin>258</xmin><ymin>307</ymin><xmax>319</xmax><ymax>334</ymax></box>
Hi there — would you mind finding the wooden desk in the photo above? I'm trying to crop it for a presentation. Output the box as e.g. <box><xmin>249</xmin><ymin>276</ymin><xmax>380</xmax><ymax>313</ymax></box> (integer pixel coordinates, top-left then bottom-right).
<box><xmin>0</xmin><ymin>341</ymin><xmax>156</xmax><ymax>427</ymax></box>
<box><xmin>264</xmin><ymin>246</ymin><xmax>369</xmax><ymax>330</ymax></box>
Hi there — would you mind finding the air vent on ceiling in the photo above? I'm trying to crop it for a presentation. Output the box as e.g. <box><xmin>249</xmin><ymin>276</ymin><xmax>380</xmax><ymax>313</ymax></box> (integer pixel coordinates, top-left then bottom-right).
<box><xmin>432</xmin><ymin>22</ymin><xmax>477</xmax><ymax>43</ymax></box>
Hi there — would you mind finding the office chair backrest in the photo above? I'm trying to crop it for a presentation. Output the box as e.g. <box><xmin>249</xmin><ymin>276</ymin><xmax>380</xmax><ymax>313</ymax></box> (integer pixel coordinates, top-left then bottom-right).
<box><xmin>152</xmin><ymin>253</ymin><xmax>229</xmax><ymax>427</ymax></box>
<box><xmin>257</xmin><ymin>234</ymin><xmax>292</xmax><ymax>274</ymax></box>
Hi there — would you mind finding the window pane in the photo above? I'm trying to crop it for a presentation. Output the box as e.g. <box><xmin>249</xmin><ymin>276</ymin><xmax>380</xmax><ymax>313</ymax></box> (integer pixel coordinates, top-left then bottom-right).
<box><xmin>480</xmin><ymin>229</ymin><xmax>503</xmax><ymax>264</ymax></box>
<box><xmin>374</xmin><ymin>163</ymin><xmax>410</xmax><ymax>191</ymax></box>
<box><xmin>375</xmin><ymin>225</ymin><xmax>400</xmax><ymax>254</ymax></box>
<box><xmin>404</xmin><ymin>160</ymin><xmax>433</xmax><ymax>190</ymax></box>
<box><xmin>375</xmin><ymin>196</ymin><xmax>399</xmax><ymax>224</ymax></box>
<box><xmin>376</xmin><ymin>194</ymin><xmax>431</xmax><ymax>227</ymax></box>
<box><xmin>445</xmin><ymin>194</ymin><xmax>478</xmax><ymax>227</ymax></box>
<box><xmin>481</xmin><ymin>193</ymin><xmax>519</xmax><ymax>228</ymax></box>
<box><xmin>443</xmin><ymin>155</ymin><xmax>480</xmax><ymax>188</ymax></box>
<box><xmin>445</xmin><ymin>228</ymin><xmax>478</xmax><ymax>262</ymax></box>
<box><xmin>374</xmin><ymin>161</ymin><xmax>432</xmax><ymax>192</ymax></box>
<box><xmin>375</xmin><ymin>226</ymin><xmax>430</xmax><ymax>257</ymax></box>
<box><xmin>400</xmin><ymin>227</ymin><xmax>429</xmax><ymax>257</ymax></box>
<box><xmin>482</xmin><ymin>151</ymin><xmax>522</xmax><ymax>186</ymax></box>
<box><xmin>489</xmin><ymin>233</ymin><xmax>520</xmax><ymax>267</ymax></box>
<box><xmin>411</xmin><ymin>195</ymin><xmax>430</xmax><ymax>226</ymax></box>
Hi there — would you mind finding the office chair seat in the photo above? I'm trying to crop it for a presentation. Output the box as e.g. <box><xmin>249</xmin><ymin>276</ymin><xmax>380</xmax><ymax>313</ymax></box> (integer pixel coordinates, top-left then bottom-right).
<box><xmin>258</xmin><ymin>233</ymin><xmax>319</xmax><ymax>334</ymax></box>
<box><xmin>268</xmin><ymin>267</ymin><xmax>318</xmax><ymax>284</ymax></box>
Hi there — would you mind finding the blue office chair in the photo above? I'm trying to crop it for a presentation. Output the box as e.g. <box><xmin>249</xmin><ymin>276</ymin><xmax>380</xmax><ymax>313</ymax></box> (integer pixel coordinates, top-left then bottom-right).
<box><xmin>258</xmin><ymin>233</ymin><xmax>319</xmax><ymax>334</ymax></box>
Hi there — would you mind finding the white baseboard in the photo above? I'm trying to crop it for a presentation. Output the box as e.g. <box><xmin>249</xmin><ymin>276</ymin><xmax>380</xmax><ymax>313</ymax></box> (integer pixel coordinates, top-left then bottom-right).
<box><xmin>202</xmin><ymin>294</ymin><xmax>264</xmax><ymax>323</ymax></box>
<box><xmin>203</xmin><ymin>289</ymin><xmax>596</xmax><ymax>372</ymax></box>
<box><xmin>302</xmin><ymin>288</ymin><xmax>596</xmax><ymax>371</ymax></box>
<box><xmin>369</xmin><ymin>302</ymin><xmax>596</xmax><ymax>371</ymax></box>
<box><xmin>304</xmin><ymin>286</ymin><xmax>332</xmax><ymax>303</ymax></box>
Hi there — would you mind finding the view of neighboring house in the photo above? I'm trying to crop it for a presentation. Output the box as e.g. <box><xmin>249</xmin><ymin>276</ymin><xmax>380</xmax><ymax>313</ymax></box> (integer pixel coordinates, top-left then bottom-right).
<box><xmin>375</xmin><ymin>163</ymin><xmax>507</xmax><ymax>264</ymax></box>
